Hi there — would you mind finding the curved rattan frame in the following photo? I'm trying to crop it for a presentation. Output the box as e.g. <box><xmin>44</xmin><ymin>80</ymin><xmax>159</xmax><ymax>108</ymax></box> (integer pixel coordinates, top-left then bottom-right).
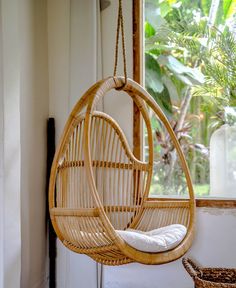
<box><xmin>49</xmin><ymin>76</ymin><xmax>196</xmax><ymax>265</ymax></box>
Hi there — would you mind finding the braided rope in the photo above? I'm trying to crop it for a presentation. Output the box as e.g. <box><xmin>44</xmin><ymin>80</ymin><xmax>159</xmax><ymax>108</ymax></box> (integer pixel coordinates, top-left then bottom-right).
<box><xmin>113</xmin><ymin>0</ymin><xmax>127</xmax><ymax>87</ymax></box>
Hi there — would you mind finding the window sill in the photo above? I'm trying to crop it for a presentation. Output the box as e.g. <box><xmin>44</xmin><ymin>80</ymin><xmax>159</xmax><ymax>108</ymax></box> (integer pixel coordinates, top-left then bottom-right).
<box><xmin>196</xmin><ymin>198</ymin><xmax>236</xmax><ymax>208</ymax></box>
<box><xmin>147</xmin><ymin>197</ymin><xmax>236</xmax><ymax>208</ymax></box>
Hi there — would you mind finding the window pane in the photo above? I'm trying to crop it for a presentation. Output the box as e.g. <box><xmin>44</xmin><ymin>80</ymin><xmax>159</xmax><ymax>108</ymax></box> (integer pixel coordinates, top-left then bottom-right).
<box><xmin>144</xmin><ymin>0</ymin><xmax>236</xmax><ymax>198</ymax></box>
<box><xmin>144</xmin><ymin>109</ymin><xmax>189</xmax><ymax>197</ymax></box>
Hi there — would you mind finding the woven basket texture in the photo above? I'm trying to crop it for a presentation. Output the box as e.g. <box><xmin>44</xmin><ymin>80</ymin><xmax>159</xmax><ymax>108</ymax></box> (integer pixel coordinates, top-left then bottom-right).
<box><xmin>183</xmin><ymin>258</ymin><xmax>236</xmax><ymax>288</ymax></box>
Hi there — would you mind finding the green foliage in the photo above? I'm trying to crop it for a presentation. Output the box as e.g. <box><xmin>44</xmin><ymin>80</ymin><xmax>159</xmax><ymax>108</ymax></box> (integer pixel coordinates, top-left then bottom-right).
<box><xmin>192</xmin><ymin>29</ymin><xmax>236</xmax><ymax>109</ymax></box>
<box><xmin>159</xmin><ymin>1</ymin><xmax>172</xmax><ymax>17</ymax></box>
<box><xmin>145</xmin><ymin>21</ymin><xmax>156</xmax><ymax>38</ymax></box>
<box><xmin>144</xmin><ymin>0</ymin><xmax>236</xmax><ymax>196</ymax></box>
<box><xmin>145</xmin><ymin>53</ymin><xmax>164</xmax><ymax>93</ymax></box>
<box><xmin>201</xmin><ymin>0</ymin><xmax>211</xmax><ymax>16</ymax></box>
<box><xmin>158</xmin><ymin>55</ymin><xmax>205</xmax><ymax>85</ymax></box>
<box><xmin>223</xmin><ymin>0</ymin><xmax>234</xmax><ymax>18</ymax></box>
<box><xmin>148</xmin><ymin>86</ymin><xmax>173</xmax><ymax>115</ymax></box>
<box><xmin>145</xmin><ymin>0</ymin><xmax>236</xmax><ymax>118</ymax></box>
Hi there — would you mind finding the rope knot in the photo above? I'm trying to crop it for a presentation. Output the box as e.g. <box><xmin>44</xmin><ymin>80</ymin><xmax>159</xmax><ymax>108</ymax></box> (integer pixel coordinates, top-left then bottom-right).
<box><xmin>113</xmin><ymin>76</ymin><xmax>128</xmax><ymax>91</ymax></box>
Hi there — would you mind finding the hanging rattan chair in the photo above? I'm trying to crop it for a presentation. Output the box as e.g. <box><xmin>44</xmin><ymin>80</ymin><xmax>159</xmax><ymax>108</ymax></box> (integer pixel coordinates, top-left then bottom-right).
<box><xmin>49</xmin><ymin>76</ymin><xmax>196</xmax><ymax>265</ymax></box>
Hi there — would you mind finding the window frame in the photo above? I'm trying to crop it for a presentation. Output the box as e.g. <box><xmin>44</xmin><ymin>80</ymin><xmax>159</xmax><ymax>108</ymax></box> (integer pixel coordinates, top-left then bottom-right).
<box><xmin>132</xmin><ymin>0</ymin><xmax>236</xmax><ymax>208</ymax></box>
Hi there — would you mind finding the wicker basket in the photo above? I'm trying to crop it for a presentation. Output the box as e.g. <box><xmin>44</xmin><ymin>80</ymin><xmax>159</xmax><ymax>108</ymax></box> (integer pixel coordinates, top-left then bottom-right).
<box><xmin>182</xmin><ymin>258</ymin><xmax>236</xmax><ymax>288</ymax></box>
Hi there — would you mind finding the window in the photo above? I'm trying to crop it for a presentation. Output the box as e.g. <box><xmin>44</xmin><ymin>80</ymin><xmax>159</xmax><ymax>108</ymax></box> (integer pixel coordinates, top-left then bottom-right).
<box><xmin>133</xmin><ymin>0</ymin><xmax>236</xmax><ymax>202</ymax></box>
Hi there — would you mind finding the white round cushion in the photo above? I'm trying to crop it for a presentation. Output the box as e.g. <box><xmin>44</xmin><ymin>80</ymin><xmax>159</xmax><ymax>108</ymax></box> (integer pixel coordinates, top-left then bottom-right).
<box><xmin>116</xmin><ymin>224</ymin><xmax>187</xmax><ymax>253</ymax></box>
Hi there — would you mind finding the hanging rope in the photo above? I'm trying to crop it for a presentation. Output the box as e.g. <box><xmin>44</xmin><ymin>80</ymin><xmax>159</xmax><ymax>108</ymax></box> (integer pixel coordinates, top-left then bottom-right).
<box><xmin>113</xmin><ymin>0</ymin><xmax>127</xmax><ymax>87</ymax></box>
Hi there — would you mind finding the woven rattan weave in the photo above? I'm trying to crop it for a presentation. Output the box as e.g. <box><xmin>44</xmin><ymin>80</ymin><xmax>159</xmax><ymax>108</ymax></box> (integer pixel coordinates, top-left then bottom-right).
<box><xmin>49</xmin><ymin>76</ymin><xmax>196</xmax><ymax>265</ymax></box>
<box><xmin>183</xmin><ymin>258</ymin><xmax>236</xmax><ymax>287</ymax></box>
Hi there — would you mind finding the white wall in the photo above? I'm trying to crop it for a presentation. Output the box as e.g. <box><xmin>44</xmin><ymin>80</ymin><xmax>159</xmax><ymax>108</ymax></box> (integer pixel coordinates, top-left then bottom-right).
<box><xmin>0</xmin><ymin>2</ymin><xmax>4</xmax><ymax>286</ymax></box>
<box><xmin>104</xmin><ymin>208</ymin><xmax>236</xmax><ymax>288</ymax></box>
<box><xmin>0</xmin><ymin>0</ymin><xmax>49</xmax><ymax>287</ymax></box>
<box><xmin>101</xmin><ymin>0</ymin><xmax>133</xmax><ymax>146</ymax></box>
<box><xmin>1</xmin><ymin>0</ymin><xmax>21</xmax><ymax>287</ymax></box>
<box><xmin>47</xmin><ymin>0</ymin><xmax>70</xmax><ymax>143</ymax></box>
<box><xmin>48</xmin><ymin>1</ymin><xmax>101</xmax><ymax>287</ymax></box>
<box><xmin>20</xmin><ymin>0</ymin><xmax>49</xmax><ymax>287</ymax></box>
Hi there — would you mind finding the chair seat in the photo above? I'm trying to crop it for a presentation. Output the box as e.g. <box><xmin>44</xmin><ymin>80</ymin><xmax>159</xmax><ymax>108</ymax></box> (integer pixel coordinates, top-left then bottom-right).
<box><xmin>116</xmin><ymin>224</ymin><xmax>187</xmax><ymax>253</ymax></box>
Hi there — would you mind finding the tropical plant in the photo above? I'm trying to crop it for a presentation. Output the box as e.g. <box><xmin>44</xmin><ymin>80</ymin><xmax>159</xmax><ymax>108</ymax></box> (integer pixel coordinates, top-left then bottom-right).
<box><xmin>144</xmin><ymin>0</ymin><xmax>236</xmax><ymax>196</ymax></box>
